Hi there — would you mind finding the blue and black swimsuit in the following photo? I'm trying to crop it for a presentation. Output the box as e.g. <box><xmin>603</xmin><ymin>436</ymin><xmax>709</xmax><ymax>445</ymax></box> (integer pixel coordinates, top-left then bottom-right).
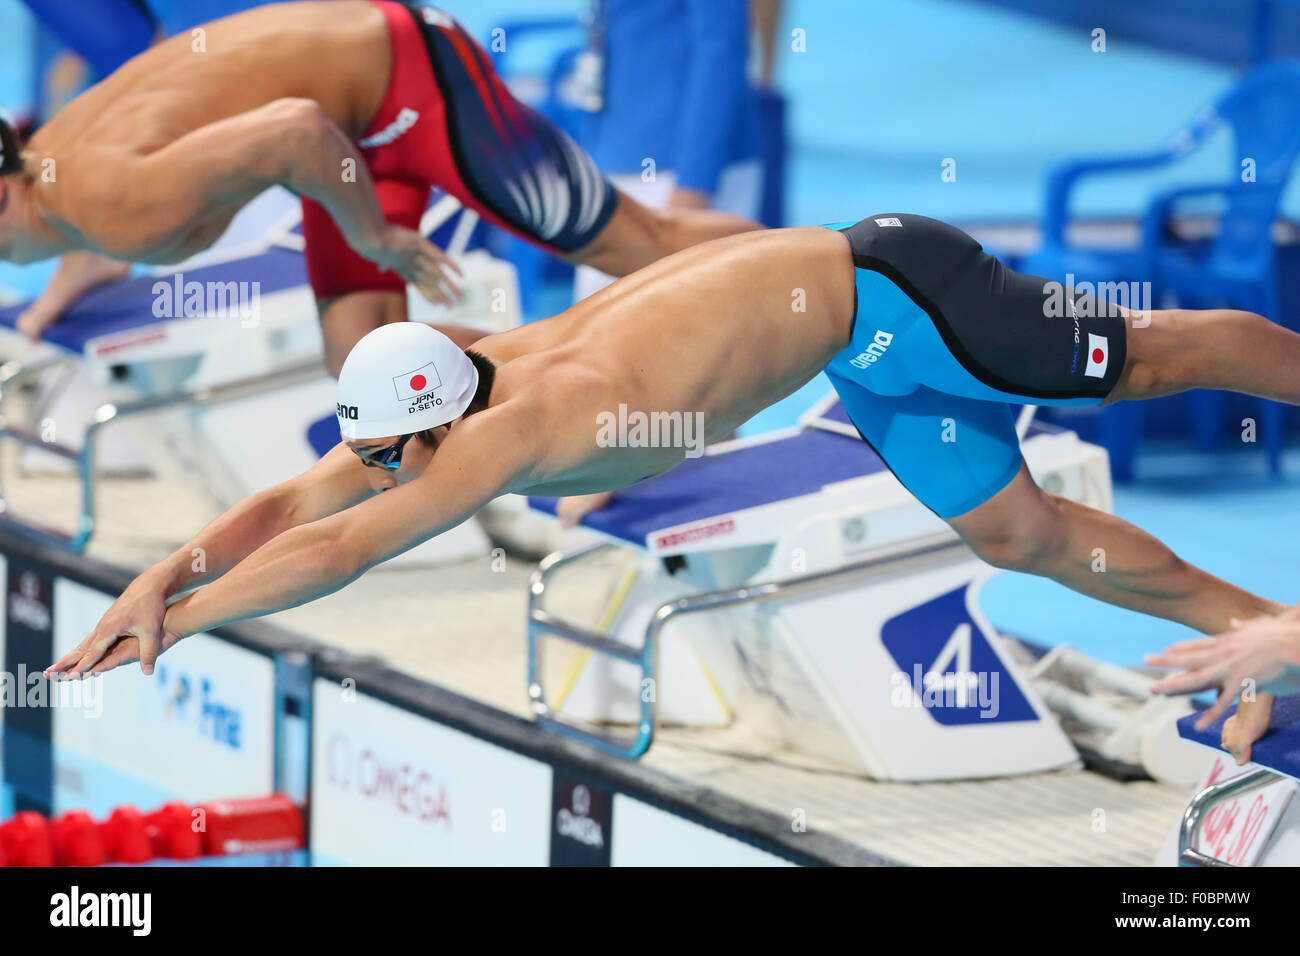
<box><xmin>824</xmin><ymin>214</ymin><xmax>1127</xmax><ymax>519</ymax></box>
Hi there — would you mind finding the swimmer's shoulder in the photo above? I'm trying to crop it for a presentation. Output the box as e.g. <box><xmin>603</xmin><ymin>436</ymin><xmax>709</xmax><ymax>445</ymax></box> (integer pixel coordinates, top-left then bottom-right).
<box><xmin>412</xmin><ymin>396</ymin><xmax>547</xmax><ymax>499</ymax></box>
<box><xmin>466</xmin><ymin>357</ymin><xmax>615</xmax><ymax>492</ymax></box>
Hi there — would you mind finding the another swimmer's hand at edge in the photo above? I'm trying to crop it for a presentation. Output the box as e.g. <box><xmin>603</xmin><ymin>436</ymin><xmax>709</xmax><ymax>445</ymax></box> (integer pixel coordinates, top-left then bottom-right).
<box><xmin>45</xmin><ymin>575</ymin><xmax>177</xmax><ymax>680</ymax></box>
<box><xmin>358</xmin><ymin>224</ymin><xmax>464</xmax><ymax>309</ymax></box>
<box><xmin>1223</xmin><ymin>694</ymin><xmax>1276</xmax><ymax>766</ymax></box>
<box><xmin>1147</xmin><ymin>608</ymin><xmax>1300</xmax><ymax>760</ymax></box>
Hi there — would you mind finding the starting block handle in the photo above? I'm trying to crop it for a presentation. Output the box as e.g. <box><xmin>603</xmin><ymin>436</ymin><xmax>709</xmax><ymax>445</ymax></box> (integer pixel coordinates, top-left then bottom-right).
<box><xmin>0</xmin><ymin>420</ymin><xmax>93</xmax><ymax>552</ymax></box>
<box><xmin>527</xmin><ymin>542</ymin><xmax>656</xmax><ymax>759</ymax></box>
<box><xmin>527</xmin><ymin>534</ymin><xmax>968</xmax><ymax>760</ymax></box>
<box><xmin>1178</xmin><ymin>766</ymin><xmax>1278</xmax><ymax>866</ymax></box>
<box><xmin>0</xmin><ymin>358</ymin><xmax>326</xmax><ymax>556</ymax></box>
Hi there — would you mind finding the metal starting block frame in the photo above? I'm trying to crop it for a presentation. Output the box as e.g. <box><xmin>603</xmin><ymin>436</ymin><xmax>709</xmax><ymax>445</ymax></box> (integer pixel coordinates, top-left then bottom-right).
<box><xmin>527</xmin><ymin>536</ymin><xmax>964</xmax><ymax>759</ymax></box>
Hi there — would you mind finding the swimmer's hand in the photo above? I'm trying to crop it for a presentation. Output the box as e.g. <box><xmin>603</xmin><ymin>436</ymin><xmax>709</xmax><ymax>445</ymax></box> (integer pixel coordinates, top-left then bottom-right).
<box><xmin>15</xmin><ymin>252</ymin><xmax>133</xmax><ymax>341</ymax></box>
<box><xmin>45</xmin><ymin>583</ymin><xmax>178</xmax><ymax>679</ymax></box>
<box><xmin>361</xmin><ymin>225</ymin><xmax>464</xmax><ymax>308</ymax></box>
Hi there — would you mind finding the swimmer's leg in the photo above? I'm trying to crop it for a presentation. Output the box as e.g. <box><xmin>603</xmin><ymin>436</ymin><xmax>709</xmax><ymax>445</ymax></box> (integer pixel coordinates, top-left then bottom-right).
<box><xmin>948</xmin><ymin>462</ymin><xmax>1285</xmax><ymax>764</ymax></box>
<box><xmin>563</xmin><ymin>189</ymin><xmax>762</xmax><ymax>279</ymax></box>
<box><xmin>828</xmin><ymin>371</ymin><xmax>1279</xmax><ymax>631</ymax></box>
<box><xmin>18</xmin><ymin>251</ymin><xmax>132</xmax><ymax>340</ymax></box>
<box><xmin>1108</xmin><ymin>307</ymin><xmax>1300</xmax><ymax>405</ymax></box>
<box><xmin>947</xmin><ymin>463</ymin><xmax>1286</xmax><ymax>633</ymax></box>
<box><xmin>316</xmin><ymin>292</ymin><xmax>485</xmax><ymax>377</ymax></box>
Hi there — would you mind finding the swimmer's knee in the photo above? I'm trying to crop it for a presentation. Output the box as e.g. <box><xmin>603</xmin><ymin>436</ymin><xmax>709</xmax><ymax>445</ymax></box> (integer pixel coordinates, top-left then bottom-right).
<box><xmin>266</xmin><ymin>97</ymin><xmax>330</xmax><ymax>140</ymax></box>
<box><xmin>317</xmin><ymin>291</ymin><xmax>407</xmax><ymax>377</ymax></box>
<box><xmin>1113</xmin><ymin>307</ymin><xmax>1271</xmax><ymax>401</ymax></box>
<box><xmin>963</xmin><ymin>524</ymin><xmax>1061</xmax><ymax>574</ymax></box>
<box><xmin>1110</xmin><ymin>308</ymin><xmax>1194</xmax><ymax>401</ymax></box>
<box><xmin>950</xmin><ymin>480</ymin><xmax>1066</xmax><ymax>574</ymax></box>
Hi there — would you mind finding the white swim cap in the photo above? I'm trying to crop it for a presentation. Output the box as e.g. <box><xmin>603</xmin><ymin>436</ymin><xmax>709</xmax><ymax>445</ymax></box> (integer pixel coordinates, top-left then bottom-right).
<box><xmin>335</xmin><ymin>323</ymin><xmax>479</xmax><ymax>440</ymax></box>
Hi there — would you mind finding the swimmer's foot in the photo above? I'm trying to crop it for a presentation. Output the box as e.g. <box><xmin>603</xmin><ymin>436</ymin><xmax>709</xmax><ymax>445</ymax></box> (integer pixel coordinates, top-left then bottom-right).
<box><xmin>557</xmin><ymin>492</ymin><xmax>613</xmax><ymax>528</ymax></box>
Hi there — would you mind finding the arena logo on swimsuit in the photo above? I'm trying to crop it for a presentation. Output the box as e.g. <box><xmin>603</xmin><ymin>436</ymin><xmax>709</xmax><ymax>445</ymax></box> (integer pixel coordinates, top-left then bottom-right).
<box><xmin>849</xmin><ymin>330</ymin><xmax>894</xmax><ymax>370</ymax></box>
<box><xmin>358</xmin><ymin>108</ymin><xmax>421</xmax><ymax>149</ymax></box>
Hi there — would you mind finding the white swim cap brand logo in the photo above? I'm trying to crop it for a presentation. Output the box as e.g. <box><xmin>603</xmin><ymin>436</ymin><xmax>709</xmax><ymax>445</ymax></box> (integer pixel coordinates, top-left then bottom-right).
<box><xmin>359</xmin><ymin>108</ymin><xmax>421</xmax><ymax>149</ymax></box>
<box><xmin>849</xmin><ymin>330</ymin><xmax>894</xmax><ymax>370</ymax></box>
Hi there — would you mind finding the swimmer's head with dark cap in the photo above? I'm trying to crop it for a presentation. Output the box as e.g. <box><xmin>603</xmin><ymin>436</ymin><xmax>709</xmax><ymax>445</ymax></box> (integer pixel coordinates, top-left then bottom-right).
<box><xmin>335</xmin><ymin>323</ymin><xmax>496</xmax><ymax>492</ymax></box>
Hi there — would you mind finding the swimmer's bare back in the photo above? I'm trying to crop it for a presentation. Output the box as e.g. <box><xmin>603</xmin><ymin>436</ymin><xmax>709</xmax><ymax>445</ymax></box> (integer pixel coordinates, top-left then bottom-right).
<box><xmin>10</xmin><ymin>2</ymin><xmax>454</xmax><ymax>298</ymax></box>
<box><xmin>468</xmin><ymin>227</ymin><xmax>857</xmax><ymax>497</ymax></box>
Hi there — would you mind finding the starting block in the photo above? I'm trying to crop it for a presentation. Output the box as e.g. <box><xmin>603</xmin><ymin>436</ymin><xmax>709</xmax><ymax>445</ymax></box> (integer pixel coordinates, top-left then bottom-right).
<box><xmin>526</xmin><ymin>396</ymin><xmax>1114</xmax><ymax>781</ymax></box>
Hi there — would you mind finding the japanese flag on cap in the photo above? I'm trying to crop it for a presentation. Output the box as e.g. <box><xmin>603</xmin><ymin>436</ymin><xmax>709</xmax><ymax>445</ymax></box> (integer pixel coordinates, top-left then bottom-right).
<box><xmin>336</xmin><ymin>323</ymin><xmax>478</xmax><ymax>439</ymax></box>
<box><xmin>1084</xmin><ymin>333</ymin><xmax>1109</xmax><ymax>379</ymax></box>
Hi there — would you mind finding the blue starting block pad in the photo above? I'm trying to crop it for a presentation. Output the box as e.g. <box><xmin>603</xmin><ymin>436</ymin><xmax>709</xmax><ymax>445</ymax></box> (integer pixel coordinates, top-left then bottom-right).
<box><xmin>531</xmin><ymin>426</ymin><xmax>888</xmax><ymax>547</ymax></box>
<box><xmin>530</xmin><ymin>400</ymin><xmax>1065</xmax><ymax>551</ymax></box>
<box><xmin>0</xmin><ymin>247</ymin><xmax>308</xmax><ymax>356</ymax></box>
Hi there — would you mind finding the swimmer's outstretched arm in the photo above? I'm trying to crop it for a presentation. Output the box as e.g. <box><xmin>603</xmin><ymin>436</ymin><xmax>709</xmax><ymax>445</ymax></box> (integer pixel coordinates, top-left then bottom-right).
<box><xmin>47</xmin><ymin>443</ymin><xmax>375</xmax><ymax>679</ymax></box>
<box><xmin>58</xmin><ymin>99</ymin><xmax>460</xmax><ymax>303</ymax></box>
<box><xmin>55</xmin><ymin>412</ymin><xmax>537</xmax><ymax>677</ymax></box>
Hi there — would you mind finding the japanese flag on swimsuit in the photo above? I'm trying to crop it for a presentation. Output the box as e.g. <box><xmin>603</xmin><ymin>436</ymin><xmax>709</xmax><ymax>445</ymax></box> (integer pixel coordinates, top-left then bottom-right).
<box><xmin>1084</xmin><ymin>333</ymin><xmax>1110</xmax><ymax>378</ymax></box>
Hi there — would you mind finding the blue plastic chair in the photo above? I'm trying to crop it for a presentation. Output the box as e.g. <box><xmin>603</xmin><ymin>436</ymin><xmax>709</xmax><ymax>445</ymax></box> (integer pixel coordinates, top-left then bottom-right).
<box><xmin>1023</xmin><ymin>61</ymin><xmax>1300</xmax><ymax>479</ymax></box>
